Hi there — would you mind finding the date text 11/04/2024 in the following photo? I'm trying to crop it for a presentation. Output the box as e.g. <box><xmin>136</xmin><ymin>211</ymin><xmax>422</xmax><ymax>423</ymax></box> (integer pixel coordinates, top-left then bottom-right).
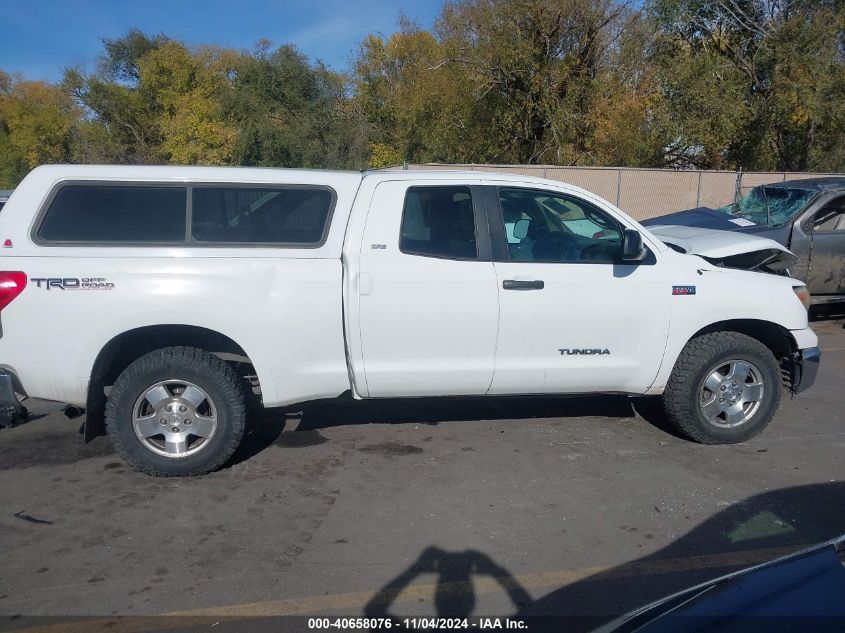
<box><xmin>307</xmin><ymin>617</ymin><xmax>528</xmax><ymax>629</ymax></box>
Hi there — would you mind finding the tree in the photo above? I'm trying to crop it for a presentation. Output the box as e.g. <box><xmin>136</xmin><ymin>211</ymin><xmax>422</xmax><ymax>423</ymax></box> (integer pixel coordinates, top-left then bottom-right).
<box><xmin>353</xmin><ymin>23</ymin><xmax>462</xmax><ymax>166</ymax></box>
<box><xmin>136</xmin><ymin>42</ymin><xmax>237</xmax><ymax>164</ymax></box>
<box><xmin>649</xmin><ymin>0</ymin><xmax>845</xmax><ymax>170</ymax></box>
<box><xmin>353</xmin><ymin>0</ymin><xmax>670</xmax><ymax>166</ymax></box>
<box><xmin>60</xmin><ymin>31</ymin><xmax>367</xmax><ymax>172</ymax></box>
<box><xmin>3</xmin><ymin>6</ymin><xmax>844</xmax><ymax>182</ymax></box>
<box><xmin>226</xmin><ymin>42</ymin><xmax>367</xmax><ymax>169</ymax></box>
<box><xmin>64</xmin><ymin>33</ymin><xmax>243</xmax><ymax>166</ymax></box>
<box><xmin>0</xmin><ymin>71</ymin><xmax>78</xmax><ymax>187</ymax></box>
<box><xmin>582</xmin><ymin>10</ymin><xmax>672</xmax><ymax>166</ymax></box>
<box><xmin>63</xmin><ymin>30</ymin><xmax>169</xmax><ymax>163</ymax></box>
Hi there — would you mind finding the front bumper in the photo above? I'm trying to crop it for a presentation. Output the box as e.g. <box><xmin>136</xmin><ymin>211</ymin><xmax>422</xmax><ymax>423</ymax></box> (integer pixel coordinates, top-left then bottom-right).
<box><xmin>789</xmin><ymin>346</ymin><xmax>821</xmax><ymax>394</ymax></box>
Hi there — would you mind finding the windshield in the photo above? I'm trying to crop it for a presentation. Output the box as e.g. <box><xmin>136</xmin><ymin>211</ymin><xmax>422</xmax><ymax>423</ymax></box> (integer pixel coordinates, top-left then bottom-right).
<box><xmin>716</xmin><ymin>185</ymin><xmax>816</xmax><ymax>226</ymax></box>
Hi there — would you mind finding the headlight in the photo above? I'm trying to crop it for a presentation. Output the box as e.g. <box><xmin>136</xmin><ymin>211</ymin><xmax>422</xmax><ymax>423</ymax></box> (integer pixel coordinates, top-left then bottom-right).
<box><xmin>792</xmin><ymin>284</ymin><xmax>811</xmax><ymax>310</ymax></box>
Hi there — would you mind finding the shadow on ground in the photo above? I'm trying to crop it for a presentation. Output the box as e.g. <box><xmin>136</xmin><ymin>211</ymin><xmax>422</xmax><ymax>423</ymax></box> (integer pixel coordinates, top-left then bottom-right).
<box><xmin>0</xmin><ymin>391</ymin><xmax>669</xmax><ymax>471</ymax></box>
<box><xmin>227</xmin><ymin>393</ymin><xmax>669</xmax><ymax>466</ymax></box>
<box><xmin>361</xmin><ymin>482</ymin><xmax>845</xmax><ymax>631</ymax></box>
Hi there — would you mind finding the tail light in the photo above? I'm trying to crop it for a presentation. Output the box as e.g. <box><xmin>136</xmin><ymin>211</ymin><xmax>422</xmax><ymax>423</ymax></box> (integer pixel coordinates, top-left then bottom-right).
<box><xmin>0</xmin><ymin>272</ymin><xmax>26</xmax><ymax>312</ymax></box>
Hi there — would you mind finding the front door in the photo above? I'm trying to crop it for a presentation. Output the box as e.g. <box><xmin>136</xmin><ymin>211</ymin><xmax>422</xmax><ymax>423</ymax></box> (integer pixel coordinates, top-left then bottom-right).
<box><xmin>357</xmin><ymin>181</ymin><xmax>499</xmax><ymax>397</ymax></box>
<box><xmin>484</xmin><ymin>185</ymin><xmax>671</xmax><ymax>395</ymax></box>
<box><xmin>806</xmin><ymin>195</ymin><xmax>845</xmax><ymax>296</ymax></box>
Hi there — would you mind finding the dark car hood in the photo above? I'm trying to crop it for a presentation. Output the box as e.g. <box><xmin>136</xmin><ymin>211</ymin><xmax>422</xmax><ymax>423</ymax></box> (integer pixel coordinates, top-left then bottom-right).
<box><xmin>592</xmin><ymin>536</ymin><xmax>845</xmax><ymax>633</ymax></box>
<box><xmin>642</xmin><ymin>207</ymin><xmax>764</xmax><ymax>232</ymax></box>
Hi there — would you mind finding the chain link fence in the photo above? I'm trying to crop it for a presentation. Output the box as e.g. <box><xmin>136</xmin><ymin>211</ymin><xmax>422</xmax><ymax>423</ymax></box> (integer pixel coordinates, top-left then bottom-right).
<box><xmin>404</xmin><ymin>164</ymin><xmax>842</xmax><ymax>221</ymax></box>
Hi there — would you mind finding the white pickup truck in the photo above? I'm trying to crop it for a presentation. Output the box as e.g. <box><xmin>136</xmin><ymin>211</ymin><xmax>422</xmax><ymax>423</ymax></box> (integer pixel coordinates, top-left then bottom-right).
<box><xmin>0</xmin><ymin>165</ymin><xmax>820</xmax><ymax>476</ymax></box>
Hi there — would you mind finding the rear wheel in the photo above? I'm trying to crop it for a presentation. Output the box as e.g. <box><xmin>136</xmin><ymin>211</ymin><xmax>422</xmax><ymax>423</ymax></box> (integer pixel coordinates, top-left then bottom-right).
<box><xmin>106</xmin><ymin>347</ymin><xmax>246</xmax><ymax>476</ymax></box>
<box><xmin>662</xmin><ymin>332</ymin><xmax>782</xmax><ymax>444</ymax></box>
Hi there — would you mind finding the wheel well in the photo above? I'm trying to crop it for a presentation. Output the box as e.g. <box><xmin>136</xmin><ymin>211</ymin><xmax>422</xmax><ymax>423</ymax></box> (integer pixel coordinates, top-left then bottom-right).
<box><xmin>691</xmin><ymin>319</ymin><xmax>797</xmax><ymax>362</ymax></box>
<box><xmin>85</xmin><ymin>325</ymin><xmax>256</xmax><ymax>441</ymax></box>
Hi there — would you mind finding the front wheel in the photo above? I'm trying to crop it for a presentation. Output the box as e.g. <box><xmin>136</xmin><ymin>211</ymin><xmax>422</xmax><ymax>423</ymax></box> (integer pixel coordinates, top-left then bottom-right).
<box><xmin>662</xmin><ymin>332</ymin><xmax>782</xmax><ymax>444</ymax></box>
<box><xmin>106</xmin><ymin>347</ymin><xmax>246</xmax><ymax>476</ymax></box>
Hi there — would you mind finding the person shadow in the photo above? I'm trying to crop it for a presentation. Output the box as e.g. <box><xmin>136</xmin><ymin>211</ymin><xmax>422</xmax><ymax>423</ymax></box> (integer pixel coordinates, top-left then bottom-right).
<box><xmin>361</xmin><ymin>482</ymin><xmax>845</xmax><ymax>632</ymax></box>
<box><xmin>363</xmin><ymin>546</ymin><xmax>533</xmax><ymax>621</ymax></box>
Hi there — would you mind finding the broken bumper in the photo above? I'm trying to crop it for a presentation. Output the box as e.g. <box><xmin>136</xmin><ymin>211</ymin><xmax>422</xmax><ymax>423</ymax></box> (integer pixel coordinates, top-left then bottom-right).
<box><xmin>790</xmin><ymin>346</ymin><xmax>821</xmax><ymax>394</ymax></box>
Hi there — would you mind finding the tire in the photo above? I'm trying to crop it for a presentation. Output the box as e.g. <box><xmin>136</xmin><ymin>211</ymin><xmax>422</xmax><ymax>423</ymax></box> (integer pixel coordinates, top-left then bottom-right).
<box><xmin>0</xmin><ymin>404</ymin><xmax>26</xmax><ymax>429</ymax></box>
<box><xmin>662</xmin><ymin>332</ymin><xmax>782</xmax><ymax>444</ymax></box>
<box><xmin>0</xmin><ymin>405</ymin><xmax>18</xmax><ymax>429</ymax></box>
<box><xmin>106</xmin><ymin>347</ymin><xmax>246</xmax><ymax>476</ymax></box>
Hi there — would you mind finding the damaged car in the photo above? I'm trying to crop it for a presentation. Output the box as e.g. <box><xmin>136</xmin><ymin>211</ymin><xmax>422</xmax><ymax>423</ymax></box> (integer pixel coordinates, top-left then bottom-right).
<box><xmin>643</xmin><ymin>177</ymin><xmax>845</xmax><ymax>305</ymax></box>
<box><xmin>647</xmin><ymin>224</ymin><xmax>801</xmax><ymax>278</ymax></box>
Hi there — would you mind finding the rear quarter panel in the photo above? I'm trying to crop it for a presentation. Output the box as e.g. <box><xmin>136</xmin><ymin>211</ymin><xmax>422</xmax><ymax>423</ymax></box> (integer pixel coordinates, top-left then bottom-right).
<box><xmin>0</xmin><ymin>255</ymin><xmax>348</xmax><ymax>407</ymax></box>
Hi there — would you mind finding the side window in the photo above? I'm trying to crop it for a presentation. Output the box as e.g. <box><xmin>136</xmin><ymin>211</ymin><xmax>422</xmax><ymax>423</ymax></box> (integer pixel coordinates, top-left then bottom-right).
<box><xmin>498</xmin><ymin>188</ymin><xmax>622</xmax><ymax>263</ymax></box>
<box><xmin>191</xmin><ymin>187</ymin><xmax>334</xmax><ymax>244</ymax></box>
<box><xmin>38</xmin><ymin>184</ymin><xmax>187</xmax><ymax>243</ymax></box>
<box><xmin>400</xmin><ymin>186</ymin><xmax>477</xmax><ymax>260</ymax></box>
<box><xmin>812</xmin><ymin>197</ymin><xmax>845</xmax><ymax>232</ymax></box>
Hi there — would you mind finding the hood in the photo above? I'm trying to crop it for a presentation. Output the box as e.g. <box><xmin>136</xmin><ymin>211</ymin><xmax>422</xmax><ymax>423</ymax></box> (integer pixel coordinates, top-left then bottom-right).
<box><xmin>591</xmin><ymin>536</ymin><xmax>845</xmax><ymax>633</ymax></box>
<box><xmin>641</xmin><ymin>207</ymin><xmax>762</xmax><ymax>231</ymax></box>
<box><xmin>647</xmin><ymin>224</ymin><xmax>791</xmax><ymax>259</ymax></box>
<box><xmin>647</xmin><ymin>224</ymin><xmax>800</xmax><ymax>276</ymax></box>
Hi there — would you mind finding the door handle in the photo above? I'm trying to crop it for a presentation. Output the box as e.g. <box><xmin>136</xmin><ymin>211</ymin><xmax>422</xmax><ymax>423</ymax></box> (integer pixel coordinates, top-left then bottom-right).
<box><xmin>502</xmin><ymin>279</ymin><xmax>544</xmax><ymax>290</ymax></box>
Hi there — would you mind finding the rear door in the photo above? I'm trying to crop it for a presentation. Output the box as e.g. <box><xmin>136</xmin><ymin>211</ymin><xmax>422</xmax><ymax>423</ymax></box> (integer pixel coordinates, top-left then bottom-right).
<box><xmin>356</xmin><ymin>180</ymin><xmax>499</xmax><ymax>397</ymax></box>
<box><xmin>483</xmin><ymin>184</ymin><xmax>671</xmax><ymax>395</ymax></box>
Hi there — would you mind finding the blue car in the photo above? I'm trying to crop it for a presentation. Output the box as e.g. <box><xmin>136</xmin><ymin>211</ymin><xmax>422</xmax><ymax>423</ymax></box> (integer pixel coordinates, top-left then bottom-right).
<box><xmin>593</xmin><ymin>535</ymin><xmax>845</xmax><ymax>633</ymax></box>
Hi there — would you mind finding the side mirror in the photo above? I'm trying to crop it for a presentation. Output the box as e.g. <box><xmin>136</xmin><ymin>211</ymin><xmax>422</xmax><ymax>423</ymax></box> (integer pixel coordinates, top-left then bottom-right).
<box><xmin>622</xmin><ymin>229</ymin><xmax>647</xmax><ymax>262</ymax></box>
<box><xmin>513</xmin><ymin>218</ymin><xmax>530</xmax><ymax>240</ymax></box>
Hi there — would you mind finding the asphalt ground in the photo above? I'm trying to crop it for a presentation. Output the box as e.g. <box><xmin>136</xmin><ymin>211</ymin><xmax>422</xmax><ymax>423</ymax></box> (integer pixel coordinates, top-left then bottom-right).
<box><xmin>1</xmin><ymin>318</ymin><xmax>843</xmax><ymax>632</ymax></box>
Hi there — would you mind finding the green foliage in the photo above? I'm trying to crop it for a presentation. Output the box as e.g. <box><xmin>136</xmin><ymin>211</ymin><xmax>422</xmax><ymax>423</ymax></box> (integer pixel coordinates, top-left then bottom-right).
<box><xmin>649</xmin><ymin>0</ymin><xmax>845</xmax><ymax>170</ymax></box>
<box><xmin>1</xmin><ymin>1</ymin><xmax>844</xmax><ymax>187</ymax></box>
<box><xmin>62</xmin><ymin>30</ymin><xmax>166</xmax><ymax>165</ymax></box>
<box><xmin>225</xmin><ymin>43</ymin><xmax>366</xmax><ymax>168</ymax></box>
<box><xmin>137</xmin><ymin>42</ymin><xmax>237</xmax><ymax>165</ymax></box>
<box><xmin>101</xmin><ymin>29</ymin><xmax>171</xmax><ymax>82</ymax></box>
<box><xmin>368</xmin><ymin>143</ymin><xmax>404</xmax><ymax>168</ymax></box>
<box><xmin>0</xmin><ymin>71</ymin><xmax>77</xmax><ymax>187</ymax></box>
<box><xmin>353</xmin><ymin>1</ymin><xmax>674</xmax><ymax>166</ymax></box>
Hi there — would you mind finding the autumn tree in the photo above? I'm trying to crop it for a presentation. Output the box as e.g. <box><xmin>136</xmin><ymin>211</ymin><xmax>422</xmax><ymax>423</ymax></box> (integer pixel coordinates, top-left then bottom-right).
<box><xmin>649</xmin><ymin>0</ymin><xmax>845</xmax><ymax>170</ymax></box>
<box><xmin>3</xmin><ymin>5</ymin><xmax>845</xmax><ymax>186</ymax></box>
<box><xmin>136</xmin><ymin>42</ymin><xmax>237</xmax><ymax>164</ymax></box>
<box><xmin>64</xmin><ymin>31</ymin><xmax>238</xmax><ymax>165</ymax></box>
<box><xmin>354</xmin><ymin>22</ymin><xmax>462</xmax><ymax>166</ymax></box>
<box><xmin>0</xmin><ymin>71</ymin><xmax>78</xmax><ymax>187</ymax></box>
<box><xmin>354</xmin><ymin>0</ymin><xmax>672</xmax><ymax>166</ymax></box>
<box><xmin>62</xmin><ymin>32</ymin><xmax>367</xmax><ymax>172</ymax></box>
<box><xmin>225</xmin><ymin>42</ymin><xmax>367</xmax><ymax>169</ymax></box>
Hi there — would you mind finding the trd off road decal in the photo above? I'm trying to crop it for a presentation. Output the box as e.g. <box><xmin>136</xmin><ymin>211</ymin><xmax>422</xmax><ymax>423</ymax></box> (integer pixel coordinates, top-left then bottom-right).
<box><xmin>30</xmin><ymin>277</ymin><xmax>115</xmax><ymax>291</ymax></box>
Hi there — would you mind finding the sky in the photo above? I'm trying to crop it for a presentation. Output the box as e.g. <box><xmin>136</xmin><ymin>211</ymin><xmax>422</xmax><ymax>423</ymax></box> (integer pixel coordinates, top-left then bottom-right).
<box><xmin>0</xmin><ymin>0</ymin><xmax>442</xmax><ymax>82</ymax></box>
